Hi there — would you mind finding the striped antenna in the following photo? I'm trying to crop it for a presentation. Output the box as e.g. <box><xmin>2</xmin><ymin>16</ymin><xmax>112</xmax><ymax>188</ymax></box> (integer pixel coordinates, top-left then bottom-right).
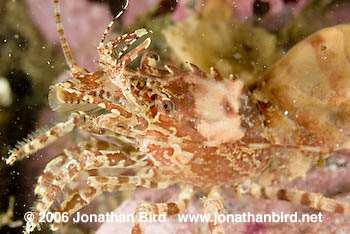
<box><xmin>99</xmin><ymin>0</ymin><xmax>129</xmax><ymax>47</ymax></box>
<box><xmin>52</xmin><ymin>0</ymin><xmax>84</xmax><ymax>76</ymax></box>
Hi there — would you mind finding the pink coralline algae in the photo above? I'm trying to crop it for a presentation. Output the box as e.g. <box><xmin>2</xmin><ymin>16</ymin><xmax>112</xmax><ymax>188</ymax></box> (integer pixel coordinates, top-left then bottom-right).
<box><xmin>26</xmin><ymin>0</ymin><xmax>111</xmax><ymax>71</ymax></box>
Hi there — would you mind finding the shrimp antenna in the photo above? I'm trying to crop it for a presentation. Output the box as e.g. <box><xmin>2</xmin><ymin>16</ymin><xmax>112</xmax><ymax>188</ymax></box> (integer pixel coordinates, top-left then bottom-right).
<box><xmin>52</xmin><ymin>0</ymin><xmax>86</xmax><ymax>76</ymax></box>
<box><xmin>99</xmin><ymin>0</ymin><xmax>129</xmax><ymax>47</ymax></box>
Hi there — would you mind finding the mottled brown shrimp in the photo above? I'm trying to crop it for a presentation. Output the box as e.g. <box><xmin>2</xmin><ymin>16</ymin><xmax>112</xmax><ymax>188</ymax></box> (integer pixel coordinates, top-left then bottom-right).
<box><xmin>5</xmin><ymin>1</ymin><xmax>350</xmax><ymax>234</ymax></box>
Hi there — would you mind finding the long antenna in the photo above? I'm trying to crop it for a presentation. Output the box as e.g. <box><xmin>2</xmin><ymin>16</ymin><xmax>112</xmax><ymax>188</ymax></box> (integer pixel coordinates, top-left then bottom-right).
<box><xmin>99</xmin><ymin>0</ymin><xmax>129</xmax><ymax>47</ymax></box>
<box><xmin>52</xmin><ymin>0</ymin><xmax>84</xmax><ymax>76</ymax></box>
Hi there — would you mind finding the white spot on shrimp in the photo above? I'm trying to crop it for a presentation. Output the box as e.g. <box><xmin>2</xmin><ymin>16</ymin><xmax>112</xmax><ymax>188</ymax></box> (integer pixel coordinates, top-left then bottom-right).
<box><xmin>190</xmin><ymin>77</ymin><xmax>246</xmax><ymax>145</ymax></box>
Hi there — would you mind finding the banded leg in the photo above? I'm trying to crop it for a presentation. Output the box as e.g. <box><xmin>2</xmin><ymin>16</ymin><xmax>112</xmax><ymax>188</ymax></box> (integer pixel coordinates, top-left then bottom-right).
<box><xmin>117</xmin><ymin>31</ymin><xmax>151</xmax><ymax>67</ymax></box>
<box><xmin>35</xmin><ymin>146</ymin><xmax>150</xmax><ymax>214</ymax></box>
<box><xmin>34</xmin><ymin>138</ymin><xmax>130</xmax><ymax>196</ymax></box>
<box><xmin>244</xmin><ymin>182</ymin><xmax>350</xmax><ymax>214</ymax></box>
<box><xmin>87</xmin><ymin>175</ymin><xmax>169</xmax><ymax>191</ymax></box>
<box><xmin>6</xmin><ymin>112</ymin><xmax>87</xmax><ymax>165</ymax></box>
<box><xmin>131</xmin><ymin>184</ymin><xmax>194</xmax><ymax>234</ymax></box>
<box><xmin>49</xmin><ymin>174</ymin><xmax>170</xmax><ymax>231</ymax></box>
<box><xmin>107</xmin><ymin>30</ymin><xmax>152</xmax><ymax>101</ymax></box>
<box><xmin>202</xmin><ymin>187</ymin><xmax>225</xmax><ymax>234</ymax></box>
<box><xmin>98</xmin><ymin>28</ymin><xmax>151</xmax><ymax>70</ymax></box>
<box><xmin>24</xmin><ymin>138</ymin><xmax>111</xmax><ymax>232</ymax></box>
<box><xmin>34</xmin><ymin>152</ymin><xmax>70</xmax><ymax>196</ymax></box>
<box><xmin>26</xmin><ymin>155</ymin><xmax>152</xmax><ymax>232</ymax></box>
<box><xmin>6</xmin><ymin>110</ymin><xmax>142</xmax><ymax>166</ymax></box>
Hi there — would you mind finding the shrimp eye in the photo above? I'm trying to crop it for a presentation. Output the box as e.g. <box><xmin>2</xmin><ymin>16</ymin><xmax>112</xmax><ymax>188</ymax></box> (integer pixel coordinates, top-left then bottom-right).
<box><xmin>156</xmin><ymin>99</ymin><xmax>176</xmax><ymax>114</ymax></box>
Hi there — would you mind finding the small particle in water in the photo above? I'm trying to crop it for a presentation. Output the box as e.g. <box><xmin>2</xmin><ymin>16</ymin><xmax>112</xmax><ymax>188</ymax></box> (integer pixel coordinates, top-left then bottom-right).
<box><xmin>253</xmin><ymin>0</ymin><xmax>270</xmax><ymax>16</ymax></box>
<box><xmin>233</xmin><ymin>53</ymin><xmax>242</xmax><ymax>59</ymax></box>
